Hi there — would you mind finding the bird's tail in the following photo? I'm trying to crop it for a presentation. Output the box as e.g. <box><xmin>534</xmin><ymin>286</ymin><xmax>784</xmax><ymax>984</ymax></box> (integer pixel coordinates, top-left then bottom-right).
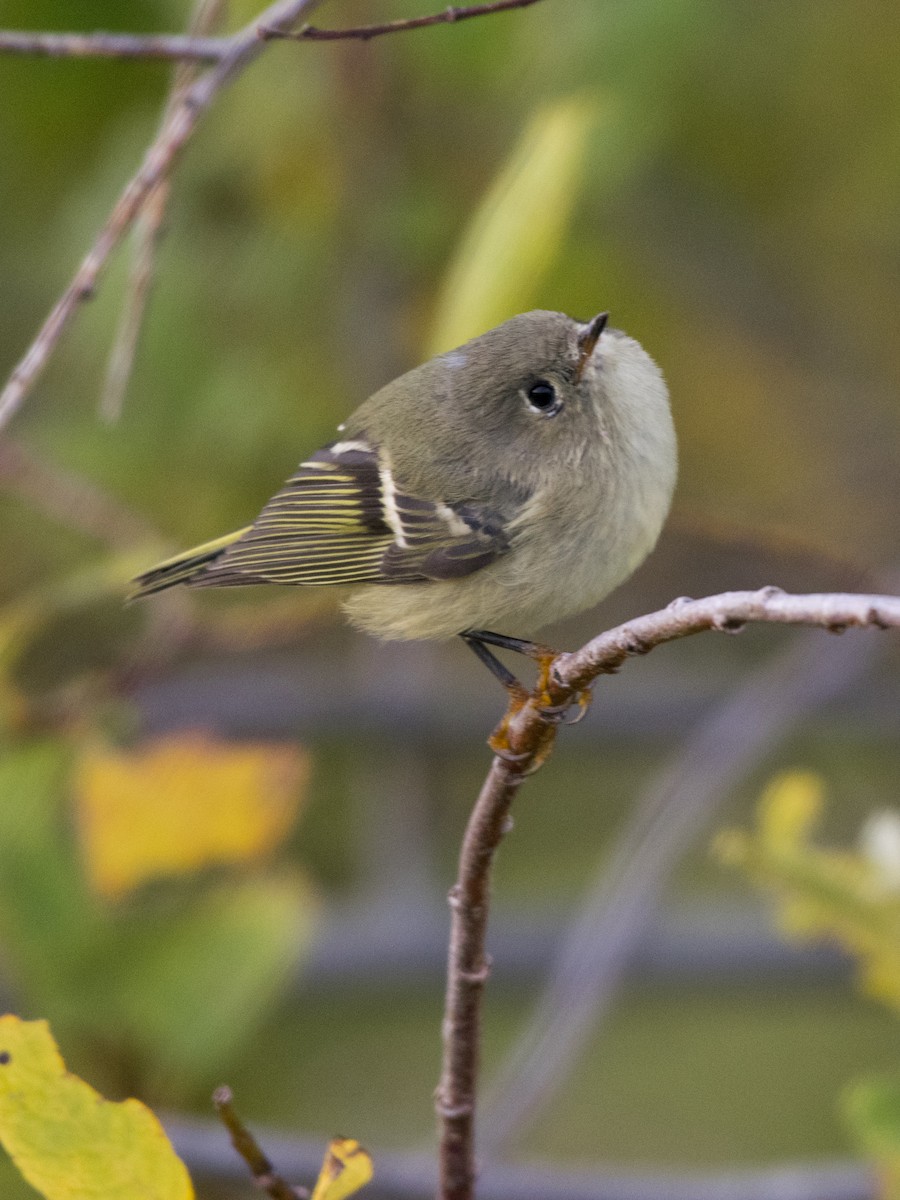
<box><xmin>129</xmin><ymin>528</ymin><xmax>250</xmax><ymax>599</ymax></box>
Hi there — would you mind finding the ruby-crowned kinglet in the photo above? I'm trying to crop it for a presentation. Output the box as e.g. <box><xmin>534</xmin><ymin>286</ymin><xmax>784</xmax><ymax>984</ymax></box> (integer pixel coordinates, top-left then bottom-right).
<box><xmin>132</xmin><ymin>310</ymin><xmax>676</xmax><ymax>663</ymax></box>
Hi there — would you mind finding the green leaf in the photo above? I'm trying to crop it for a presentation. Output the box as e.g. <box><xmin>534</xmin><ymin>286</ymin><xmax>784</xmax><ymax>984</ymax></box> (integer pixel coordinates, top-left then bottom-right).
<box><xmin>0</xmin><ymin>742</ymin><xmax>105</xmax><ymax>1009</ymax></box>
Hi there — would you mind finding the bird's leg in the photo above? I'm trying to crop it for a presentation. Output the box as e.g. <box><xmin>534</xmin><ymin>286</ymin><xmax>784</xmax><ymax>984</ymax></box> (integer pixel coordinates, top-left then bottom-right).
<box><xmin>462</xmin><ymin>629</ymin><xmax>594</xmax><ymax>747</ymax></box>
<box><xmin>463</xmin><ymin>629</ymin><xmax>559</xmax><ymax>704</ymax></box>
<box><xmin>462</xmin><ymin>629</ymin><xmax>582</xmax><ymax>767</ymax></box>
<box><xmin>460</xmin><ymin>632</ymin><xmax>529</xmax><ymax>696</ymax></box>
<box><xmin>460</xmin><ymin>632</ymin><xmax>532</xmax><ymax>760</ymax></box>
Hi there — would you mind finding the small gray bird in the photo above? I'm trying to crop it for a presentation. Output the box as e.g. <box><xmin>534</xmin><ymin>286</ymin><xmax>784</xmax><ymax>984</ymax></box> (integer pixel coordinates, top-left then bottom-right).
<box><xmin>131</xmin><ymin>310</ymin><xmax>677</xmax><ymax>683</ymax></box>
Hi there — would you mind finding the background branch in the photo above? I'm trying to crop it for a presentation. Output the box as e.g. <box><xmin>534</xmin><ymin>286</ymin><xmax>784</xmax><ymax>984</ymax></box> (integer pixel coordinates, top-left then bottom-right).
<box><xmin>261</xmin><ymin>0</ymin><xmax>545</xmax><ymax>43</ymax></box>
<box><xmin>0</xmin><ymin>438</ymin><xmax>159</xmax><ymax>550</ymax></box>
<box><xmin>437</xmin><ymin>587</ymin><xmax>900</xmax><ymax>1200</ymax></box>
<box><xmin>0</xmin><ymin>0</ymin><xmax>324</xmax><ymax>432</ymax></box>
<box><xmin>0</xmin><ymin>30</ymin><xmax>229</xmax><ymax>61</ymax></box>
<box><xmin>214</xmin><ymin>1086</ymin><xmax>308</xmax><ymax>1200</ymax></box>
<box><xmin>99</xmin><ymin>0</ymin><xmax>227</xmax><ymax>422</ymax></box>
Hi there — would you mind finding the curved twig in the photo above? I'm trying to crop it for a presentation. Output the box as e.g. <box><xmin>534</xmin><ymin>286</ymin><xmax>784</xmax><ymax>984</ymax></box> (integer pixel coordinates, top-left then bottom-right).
<box><xmin>260</xmin><ymin>0</ymin><xmax>545</xmax><ymax>43</ymax></box>
<box><xmin>481</xmin><ymin>620</ymin><xmax>881</xmax><ymax>1152</ymax></box>
<box><xmin>436</xmin><ymin>587</ymin><xmax>900</xmax><ymax>1200</ymax></box>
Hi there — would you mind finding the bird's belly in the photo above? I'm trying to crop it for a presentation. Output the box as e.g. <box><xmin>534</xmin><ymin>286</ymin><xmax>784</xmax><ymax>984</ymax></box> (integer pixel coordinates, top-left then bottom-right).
<box><xmin>342</xmin><ymin>509</ymin><xmax>645</xmax><ymax>642</ymax></box>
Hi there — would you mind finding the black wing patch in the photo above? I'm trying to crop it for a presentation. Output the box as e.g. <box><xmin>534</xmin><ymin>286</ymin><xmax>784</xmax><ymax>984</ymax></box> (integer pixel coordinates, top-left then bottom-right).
<box><xmin>192</xmin><ymin>440</ymin><xmax>511</xmax><ymax>589</ymax></box>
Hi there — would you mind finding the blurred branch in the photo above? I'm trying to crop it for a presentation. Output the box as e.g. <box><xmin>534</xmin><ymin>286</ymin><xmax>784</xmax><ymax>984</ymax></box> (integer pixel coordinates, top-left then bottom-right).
<box><xmin>260</xmin><ymin>0</ymin><xmax>545</xmax><ymax>42</ymax></box>
<box><xmin>97</xmin><ymin>180</ymin><xmax>169</xmax><ymax>423</ymax></box>
<box><xmin>0</xmin><ymin>30</ymin><xmax>230</xmax><ymax>61</ymax></box>
<box><xmin>437</xmin><ymin>587</ymin><xmax>900</xmax><ymax>1200</ymax></box>
<box><xmin>99</xmin><ymin>0</ymin><xmax>227</xmax><ymax>423</ymax></box>
<box><xmin>0</xmin><ymin>438</ymin><xmax>159</xmax><ymax>550</ymax></box>
<box><xmin>481</xmin><ymin>622</ymin><xmax>881</xmax><ymax>1153</ymax></box>
<box><xmin>0</xmin><ymin>0</ymin><xmax>324</xmax><ymax>432</ymax></box>
<box><xmin>214</xmin><ymin>1086</ymin><xmax>308</xmax><ymax>1200</ymax></box>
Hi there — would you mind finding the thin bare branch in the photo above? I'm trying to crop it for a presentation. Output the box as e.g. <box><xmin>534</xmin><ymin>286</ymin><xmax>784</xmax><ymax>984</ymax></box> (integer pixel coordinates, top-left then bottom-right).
<box><xmin>98</xmin><ymin>182</ymin><xmax>169</xmax><ymax>422</ymax></box>
<box><xmin>0</xmin><ymin>0</ymin><xmax>323</xmax><ymax>433</ymax></box>
<box><xmin>0</xmin><ymin>30</ymin><xmax>229</xmax><ymax>61</ymax></box>
<box><xmin>260</xmin><ymin>0</ymin><xmax>545</xmax><ymax>43</ymax></box>
<box><xmin>436</xmin><ymin>586</ymin><xmax>900</xmax><ymax>1200</ymax></box>
<box><xmin>437</xmin><ymin>757</ymin><xmax>526</xmax><ymax>1200</ymax></box>
<box><xmin>100</xmin><ymin>0</ymin><xmax>227</xmax><ymax>422</ymax></box>
<box><xmin>558</xmin><ymin>587</ymin><xmax>900</xmax><ymax>691</ymax></box>
<box><xmin>213</xmin><ymin>1086</ymin><xmax>309</xmax><ymax>1200</ymax></box>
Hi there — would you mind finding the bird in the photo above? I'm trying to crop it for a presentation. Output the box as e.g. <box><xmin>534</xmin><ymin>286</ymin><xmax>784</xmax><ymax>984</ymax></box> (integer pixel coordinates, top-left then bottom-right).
<box><xmin>131</xmin><ymin>310</ymin><xmax>677</xmax><ymax>691</ymax></box>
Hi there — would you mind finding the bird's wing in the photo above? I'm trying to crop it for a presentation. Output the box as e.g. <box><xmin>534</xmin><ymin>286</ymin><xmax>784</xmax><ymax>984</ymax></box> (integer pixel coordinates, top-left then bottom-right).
<box><xmin>194</xmin><ymin>439</ymin><xmax>511</xmax><ymax>588</ymax></box>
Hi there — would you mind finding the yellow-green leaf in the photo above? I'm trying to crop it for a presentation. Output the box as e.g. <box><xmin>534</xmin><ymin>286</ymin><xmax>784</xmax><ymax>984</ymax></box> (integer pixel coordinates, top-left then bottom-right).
<box><xmin>758</xmin><ymin>769</ymin><xmax>824</xmax><ymax>849</ymax></box>
<box><xmin>717</xmin><ymin>776</ymin><xmax>900</xmax><ymax>1013</ymax></box>
<box><xmin>427</xmin><ymin>94</ymin><xmax>598</xmax><ymax>356</ymax></box>
<box><xmin>310</xmin><ymin>1138</ymin><xmax>373</xmax><ymax>1200</ymax></box>
<box><xmin>73</xmin><ymin>733</ymin><xmax>309</xmax><ymax>898</ymax></box>
<box><xmin>0</xmin><ymin>1016</ymin><xmax>193</xmax><ymax>1200</ymax></box>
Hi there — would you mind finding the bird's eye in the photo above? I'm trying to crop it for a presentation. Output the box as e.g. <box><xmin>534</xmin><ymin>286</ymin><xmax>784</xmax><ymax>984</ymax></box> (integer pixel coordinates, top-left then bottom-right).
<box><xmin>525</xmin><ymin>380</ymin><xmax>562</xmax><ymax>417</ymax></box>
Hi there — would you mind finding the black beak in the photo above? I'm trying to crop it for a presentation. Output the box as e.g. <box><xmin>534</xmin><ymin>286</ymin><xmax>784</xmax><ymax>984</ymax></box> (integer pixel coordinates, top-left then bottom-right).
<box><xmin>575</xmin><ymin>311</ymin><xmax>609</xmax><ymax>378</ymax></box>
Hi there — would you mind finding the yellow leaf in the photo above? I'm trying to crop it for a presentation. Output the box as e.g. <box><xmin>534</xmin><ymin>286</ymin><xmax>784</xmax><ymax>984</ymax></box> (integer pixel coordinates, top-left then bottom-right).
<box><xmin>310</xmin><ymin>1138</ymin><xmax>373</xmax><ymax>1200</ymax></box>
<box><xmin>0</xmin><ymin>1016</ymin><xmax>193</xmax><ymax>1200</ymax></box>
<box><xmin>427</xmin><ymin>94</ymin><xmax>598</xmax><ymax>356</ymax></box>
<box><xmin>758</xmin><ymin>769</ymin><xmax>824</xmax><ymax>850</ymax></box>
<box><xmin>74</xmin><ymin>733</ymin><xmax>309</xmax><ymax>898</ymax></box>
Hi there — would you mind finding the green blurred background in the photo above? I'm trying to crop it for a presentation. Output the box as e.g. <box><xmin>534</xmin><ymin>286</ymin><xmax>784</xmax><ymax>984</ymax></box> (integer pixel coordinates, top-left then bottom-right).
<box><xmin>1</xmin><ymin>0</ymin><xmax>899</xmax><ymax>1195</ymax></box>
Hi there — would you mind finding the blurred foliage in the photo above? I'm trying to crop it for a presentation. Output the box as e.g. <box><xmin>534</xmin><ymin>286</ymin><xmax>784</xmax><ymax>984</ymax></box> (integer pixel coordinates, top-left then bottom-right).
<box><xmin>0</xmin><ymin>0</ymin><xmax>898</xmax><ymax>1181</ymax></box>
<box><xmin>74</xmin><ymin>733</ymin><xmax>309</xmax><ymax>897</ymax></box>
<box><xmin>0</xmin><ymin>1015</ymin><xmax>193</xmax><ymax>1200</ymax></box>
<box><xmin>428</xmin><ymin>93</ymin><xmax>598</xmax><ymax>355</ymax></box>
<box><xmin>717</xmin><ymin>771</ymin><xmax>900</xmax><ymax>1011</ymax></box>
<box><xmin>719</xmin><ymin>773</ymin><xmax>900</xmax><ymax>1195</ymax></box>
<box><xmin>2</xmin><ymin>0</ymin><xmax>899</xmax><ymax>573</ymax></box>
<box><xmin>844</xmin><ymin>1077</ymin><xmax>900</xmax><ymax>1200</ymax></box>
<box><xmin>0</xmin><ymin>738</ymin><xmax>315</xmax><ymax>1101</ymax></box>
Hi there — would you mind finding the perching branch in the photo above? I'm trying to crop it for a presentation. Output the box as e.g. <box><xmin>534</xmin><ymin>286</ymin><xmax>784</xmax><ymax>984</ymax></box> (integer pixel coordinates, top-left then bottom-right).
<box><xmin>260</xmin><ymin>0</ymin><xmax>546</xmax><ymax>43</ymax></box>
<box><xmin>481</xmin><ymin>619</ymin><xmax>882</xmax><ymax>1153</ymax></box>
<box><xmin>0</xmin><ymin>0</ymin><xmax>324</xmax><ymax>433</ymax></box>
<box><xmin>436</xmin><ymin>586</ymin><xmax>900</xmax><ymax>1200</ymax></box>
